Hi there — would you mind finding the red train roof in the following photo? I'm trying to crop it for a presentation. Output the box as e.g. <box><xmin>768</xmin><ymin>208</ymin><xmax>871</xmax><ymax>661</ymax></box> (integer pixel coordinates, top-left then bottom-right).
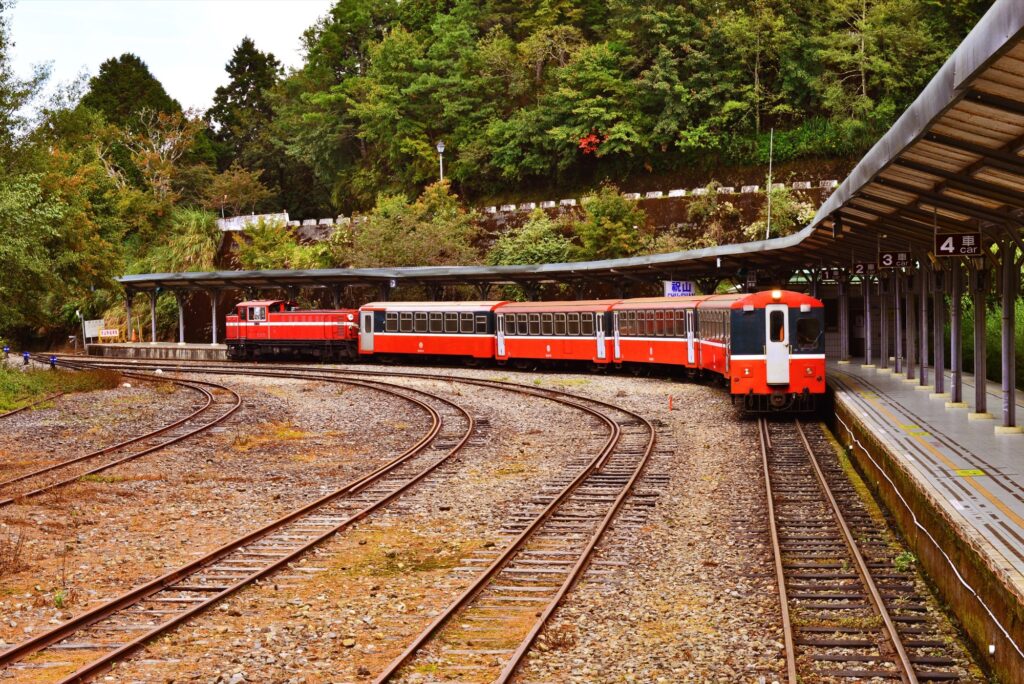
<box><xmin>360</xmin><ymin>301</ymin><xmax>508</xmax><ymax>312</ymax></box>
<box><xmin>496</xmin><ymin>299</ymin><xmax>621</xmax><ymax>313</ymax></box>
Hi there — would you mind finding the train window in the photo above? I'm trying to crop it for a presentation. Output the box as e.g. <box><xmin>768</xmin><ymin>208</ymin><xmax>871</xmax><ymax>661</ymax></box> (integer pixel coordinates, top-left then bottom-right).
<box><xmin>529</xmin><ymin>313</ymin><xmax>541</xmax><ymax>336</ymax></box>
<box><xmin>568</xmin><ymin>313</ymin><xmax>580</xmax><ymax>336</ymax></box>
<box><xmin>769</xmin><ymin>310</ymin><xmax>785</xmax><ymax>342</ymax></box>
<box><xmin>460</xmin><ymin>313</ymin><xmax>474</xmax><ymax>333</ymax></box>
<box><xmin>654</xmin><ymin>311</ymin><xmax>666</xmax><ymax>337</ymax></box>
<box><xmin>581</xmin><ymin>313</ymin><xmax>594</xmax><ymax>336</ymax></box>
<box><xmin>554</xmin><ymin>313</ymin><xmax>566</xmax><ymax>336</ymax></box>
<box><xmin>541</xmin><ymin>313</ymin><xmax>553</xmax><ymax>336</ymax></box>
<box><xmin>402</xmin><ymin>312</ymin><xmax>415</xmax><ymax>333</ymax></box>
<box><xmin>413</xmin><ymin>312</ymin><xmax>426</xmax><ymax>333</ymax></box>
<box><xmin>503</xmin><ymin>316</ymin><xmax>515</xmax><ymax>336</ymax></box>
<box><xmin>673</xmin><ymin>311</ymin><xmax>684</xmax><ymax>336</ymax></box>
<box><xmin>426</xmin><ymin>312</ymin><xmax>440</xmax><ymax>333</ymax></box>
<box><xmin>476</xmin><ymin>315</ymin><xmax>488</xmax><ymax>334</ymax></box>
<box><xmin>444</xmin><ymin>313</ymin><xmax>458</xmax><ymax>333</ymax></box>
<box><xmin>795</xmin><ymin>317</ymin><xmax>821</xmax><ymax>350</ymax></box>
<box><xmin>250</xmin><ymin>307</ymin><xmax>266</xmax><ymax>322</ymax></box>
<box><xmin>517</xmin><ymin>313</ymin><xmax>529</xmax><ymax>336</ymax></box>
<box><xmin>237</xmin><ymin>307</ymin><xmax>247</xmax><ymax>322</ymax></box>
<box><xmin>385</xmin><ymin>312</ymin><xmax>399</xmax><ymax>333</ymax></box>
<box><xmin>646</xmin><ymin>310</ymin><xmax>656</xmax><ymax>336</ymax></box>
<box><xmin>629</xmin><ymin>311</ymin><xmax>638</xmax><ymax>336</ymax></box>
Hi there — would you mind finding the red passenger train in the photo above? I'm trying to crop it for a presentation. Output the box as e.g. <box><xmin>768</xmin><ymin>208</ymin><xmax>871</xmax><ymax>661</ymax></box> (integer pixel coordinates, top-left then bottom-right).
<box><xmin>225</xmin><ymin>291</ymin><xmax>825</xmax><ymax>411</ymax></box>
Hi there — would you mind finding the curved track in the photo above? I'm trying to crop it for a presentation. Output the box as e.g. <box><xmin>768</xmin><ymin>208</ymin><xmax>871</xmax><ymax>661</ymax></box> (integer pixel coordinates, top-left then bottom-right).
<box><xmin>28</xmin><ymin>357</ymin><xmax>661</xmax><ymax>683</ymax></box>
<box><xmin>0</xmin><ymin>393</ymin><xmax>65</xmax><ymax>420</ymax></box>
<box><xmin>0</xmin><ymin>366</ymin><xmax>475</xmax><ymax>683</ymax></box>
<box><xmin>0</xmin><ymin>369</ymin><xmax>241</xmax><ymax>507</ymax></box>
<box><xmin>760</xmin><ymin>418</ymin><xmax>964</xmax><ymax>683</ymax></box>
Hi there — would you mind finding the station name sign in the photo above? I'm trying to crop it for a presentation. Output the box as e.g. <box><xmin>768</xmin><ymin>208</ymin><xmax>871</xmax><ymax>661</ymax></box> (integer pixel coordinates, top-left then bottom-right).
<box><xmin>935</xmin><ymin>232</ymin><xmax>982</xmax><ymax>257</ymax></box>
<box><xmin>663</xmin><ymin>280</ymin><xmax>695</xmax><ymax>297</ymax></box>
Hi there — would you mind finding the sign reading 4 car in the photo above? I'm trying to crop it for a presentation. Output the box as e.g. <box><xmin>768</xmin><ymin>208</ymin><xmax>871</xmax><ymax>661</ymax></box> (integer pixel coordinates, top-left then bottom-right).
<box><xmin>935</xmin><ymin>232</ymin><xmax>982</xmax><ymax>257</ymax></box>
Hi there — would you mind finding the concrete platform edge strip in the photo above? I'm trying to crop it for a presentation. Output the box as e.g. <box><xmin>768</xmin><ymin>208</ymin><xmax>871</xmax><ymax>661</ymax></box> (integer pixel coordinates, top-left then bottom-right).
<box><xmin>830</xmin><ymin>401</ymin><xmax>1024</xmax><ymax>682</ymax></box>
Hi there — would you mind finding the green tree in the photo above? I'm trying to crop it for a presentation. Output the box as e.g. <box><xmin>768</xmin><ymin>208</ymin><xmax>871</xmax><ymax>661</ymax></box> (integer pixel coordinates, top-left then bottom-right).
<box><xmin>348</xmin><ymin>181</ymin><xmax>480</xmax><ymax>267</ymax></box>
<box><xmin>81</xmin><ymin>53</ymin><xmax>181</xmax><ymax>129</ymax></box>
<box><xmin>207</xmin><ymin>37</ymin><xmax>282</xmax><ymax>169</ymax></box>
<box><xmin>203</xmin><ymin>162</ymin><xmax>275</xmax><ymax>216</ymax></box>
<box><xmin>487</xmin><ymin>209</ymin><xmax>573</xmax><ymax>265</ymax></box>
<box><xmin>140</xmin><ymin>207</ymin><xmax>222</xmax><ymax>273</ymax></box>
<box><xmin>236</xmin><ymin>218</ymin><xmax>325</xmax><ymax>270</ymax></box>
<box><xmin>574</xmin><ymin>184</ymin><xmax>647</xmax><ymax>260</ymax></box>
<box><xmin>0</xmin><ymin>0</ymin><xmax>48</xmax><ymax>158</ymax></box>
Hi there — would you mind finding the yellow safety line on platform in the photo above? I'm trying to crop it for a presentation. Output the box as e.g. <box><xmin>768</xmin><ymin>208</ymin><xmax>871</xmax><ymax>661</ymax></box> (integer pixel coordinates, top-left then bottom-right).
<box><xmin>834</xmin><ymin>370</ymin><xmax>1024</xmax><ymax>532</ymax></box>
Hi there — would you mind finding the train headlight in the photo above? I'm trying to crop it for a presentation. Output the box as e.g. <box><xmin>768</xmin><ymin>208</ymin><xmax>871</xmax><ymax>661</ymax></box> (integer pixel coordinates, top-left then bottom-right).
<box><xmin>771</xmin><ymin>289</ymin><xmax>782</xmax><ymax>301</ymax></box>
<box><xmin>743</xmin><ymin>367</ymin><xmax>751</xmax><ymax>376</ymax></box>
<box><xmin>347</xmin><ymin>313</ymin><xmax>354</xmax><ymax>321</ymax></box>
<box><xmin>805</xmin><ymin>366</ymin><xmax>813</xmax><ymax>376</ymax></box>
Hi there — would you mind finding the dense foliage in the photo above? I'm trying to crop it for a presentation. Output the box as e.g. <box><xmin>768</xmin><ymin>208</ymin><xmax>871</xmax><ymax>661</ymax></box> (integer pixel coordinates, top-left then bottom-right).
<box><xmin>2</xmin><ymin>0</ymin><xmax>1016</xmax><ymax>391</ymax></box>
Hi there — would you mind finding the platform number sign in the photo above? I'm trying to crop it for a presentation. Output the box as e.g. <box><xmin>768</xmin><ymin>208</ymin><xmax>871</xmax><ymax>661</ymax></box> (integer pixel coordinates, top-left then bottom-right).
<box><xmin>935</xmin><ymin>232</ymin><xmax>982</xmax><ymax>257</ymax></box>
<box><xmin>819</xmin><ymin>267</ymin><xmax>843</xmax><ymax>283</ymax></box>
<box><xmin>852</xmin><ymin>262</ymin><xmax>877</xmax><ymax>276</ymax></box>
<box><xmin>663</xmin><ymin>280</ymin><xmax>695</xmax><ymax>297</ymax></box>
<box><xmin>878</xmin><ymin>251</ymin><xmax>910</xmax><ymax>269</ymax></box>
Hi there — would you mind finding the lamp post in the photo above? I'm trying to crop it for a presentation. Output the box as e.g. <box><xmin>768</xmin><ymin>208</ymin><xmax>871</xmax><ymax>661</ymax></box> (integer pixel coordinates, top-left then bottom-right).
<box><xmin>436</xmin><ymin>140</ymin><xmax>445</xmax><ymax>182</ymax></box>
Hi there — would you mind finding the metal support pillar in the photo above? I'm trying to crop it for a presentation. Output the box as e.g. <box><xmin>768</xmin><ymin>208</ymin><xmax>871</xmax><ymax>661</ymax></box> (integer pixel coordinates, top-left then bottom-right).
<box><xmin>125</xmin><ymin>290</ymin><xmax>134</xmax><ymax>343</ymax></box>
<box><xmin>933</xmin><ymin>268</ymin><xmax>945</xmax><ymax>396</ymax></box>
<box><xmin>149</xmin><ymin>291</ymin><xmax>158</xmax><ymax>344</ymax></box>
<box><xmin>286</xmin><ymin>286</ymin><xmax>297</xmax><ymax>302</ymax></box>
<box><xmin>331</xmin><ymin>286</ymin><xmax>342</xmax><ymax>309</ymax></box>
<box><xmin>878</xmin><ymin>276</ymin><xmax>889</xmax><ymax>370</ymax></box>
<box><xmin>906</xmin><ymin>273</ymin><xmax>917</xmax><ymax>381</ymax></box>
<box><xmin>950</xmin><ymin>264</ymin><xmax>963</xmax><ymax>405</ymax></box>
<box><xmin>378</xmin><ymin>283</ymin><xmax>390</xmax><ymax>302</ymax></box>
<box><xmin>893</xmin><ymin>274</ymin><xmax>902</xmax><ymax>373</ymax></box>
<box><xmin>210</xmin><ymin>290</ymin><xmax>219</xmax><ymax>345</ymax></box>
<box><xmin>176</xmin><ymin>293</ymin><xmax>185</xmax><ymax>344</ymax></box>
<box><xmin>1000</xmin><ymin>242</ymin><xmax>1018</xmax><ymax>430</ymax></box>
<box><xmin>838</xmin><ymin>278</ymin><xmax>850</xmax><ymax>362</ymax></box>
<box><xmin>863</xmin><ymin>278</ymin><xmax>873</xmax><ymax>366</ymax></box>
<box><xmin>919</xmin><ymin>264</ymin><xmax>929</xmax><ymax>387</ymax></box>
<box><xmin>971</xmin><ymin>262</ymin><xmax>988</xmax><ymax>417</ymax></box>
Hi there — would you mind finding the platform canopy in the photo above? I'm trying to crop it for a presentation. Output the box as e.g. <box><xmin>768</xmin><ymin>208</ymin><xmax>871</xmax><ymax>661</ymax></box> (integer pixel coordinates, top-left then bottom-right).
<box><xmin>118</xmin><ymin>0</ymin><xmax>1024</xmax><ymax>296</ymax></box>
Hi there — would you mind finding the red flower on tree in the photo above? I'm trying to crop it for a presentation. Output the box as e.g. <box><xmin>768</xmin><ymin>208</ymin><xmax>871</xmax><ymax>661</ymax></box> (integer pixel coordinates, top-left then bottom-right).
<box><xmin>578</xmin><ymin>131</ymin><xmax>603</xmax><ymax>155</ymax></box>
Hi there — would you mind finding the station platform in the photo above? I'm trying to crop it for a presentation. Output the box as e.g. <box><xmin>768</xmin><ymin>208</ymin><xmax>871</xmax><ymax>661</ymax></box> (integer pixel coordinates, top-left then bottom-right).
<box><xmin>87</xmin><ymin>342</ymin><xmax>227</xmax><ymax>361</ymax></box>
<box><xmin>828</xmin><ymin>360</ymin><xmax>1024</xmax><ymax>680</ymax></box>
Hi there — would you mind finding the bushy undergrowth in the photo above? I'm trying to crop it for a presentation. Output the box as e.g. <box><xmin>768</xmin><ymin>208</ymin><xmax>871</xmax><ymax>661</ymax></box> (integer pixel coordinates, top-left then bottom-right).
<box><xmin>0</xmin><ymin>367</ymin><xmax>121</xmax><ymax>412</ymax></box>
<box><xmin>950</xmin><ymin>297</ymin><xmax>1024</xmax><ymax>391</ymax></box>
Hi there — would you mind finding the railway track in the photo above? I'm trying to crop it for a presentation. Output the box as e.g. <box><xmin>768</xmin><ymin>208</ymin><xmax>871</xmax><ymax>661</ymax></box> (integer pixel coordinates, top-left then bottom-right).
<box><xmin>0</xmin><ymin>371</ymin><xmax>241</xmax><ymax>507</ymax></box>
<box><xmin>759</xmin><ymin>418</ymin><xmax>968</xmax><ymax>683</ymax></box>
<box><xmin>25</xmin><ymin>358</ymin><xmax>660</xmax><ymax>683</ymax></box>
<box><xmin>0</xmin><ymin>367</ymin><xmax>477</xmax><ymax>682</ymax></box>
<box><xmin>0</xmin><ymin>392</ymin><xmax>65</xmax><ymax>420</ymax></box>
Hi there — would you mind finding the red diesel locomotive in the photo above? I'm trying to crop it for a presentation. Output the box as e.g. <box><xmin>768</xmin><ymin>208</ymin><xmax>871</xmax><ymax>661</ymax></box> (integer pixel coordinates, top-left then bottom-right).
<box><xmin>225</xmin><ymin>290</ymin><xmax>825</xmax><ymax>410</ymax></box>
<box><xmin>225</xmin><ymin>300</ymin><xmax>359</xmax><ymax>360</ymax></box>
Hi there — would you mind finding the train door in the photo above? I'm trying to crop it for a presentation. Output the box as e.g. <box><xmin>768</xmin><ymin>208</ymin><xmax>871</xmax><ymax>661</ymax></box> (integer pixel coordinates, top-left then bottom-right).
<box><xmin>360</xmin><ymin>311</ymin><xmax>374</xmax><ymax>352</ymax></box>
<box><xmin>612</xmin><ymin>312</ymin><xmax>621</xmax><ymax>360</ymax></box>
<box><xmin>596</xmin><ymin>314</ymin><xmax>606</xmax><ymax>360</ymax></box>
<box><xmin>496</xmin><ymin>314</ymin><xmax>506</xmax><ymax>356</ymax></box>
<box><xmin>765</xmin><ymin>304</ymin><xmax>790</xmax><ymax>384</ymax></box>
<box><xmin>686</xmin><ymin>310</ymin><xmax>696</xmax><ymax>365</ymax></box>
<box><xmin>248</xmin><ymin>305</ymin><xmax>269</xmax><ymax>340</ymax></box>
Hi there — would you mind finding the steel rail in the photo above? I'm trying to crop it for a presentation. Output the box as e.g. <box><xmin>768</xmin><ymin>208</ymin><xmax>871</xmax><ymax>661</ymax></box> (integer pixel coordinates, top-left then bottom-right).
<box><xmin>56</xmin><ymin>358</ymin><xmax>657</xmax><ymax>683</ymax></box>
<box><xmin>0</xmin><ymin>370</ymin><xmax>460</xmax><ymax>683</ymax></box>
<box><xmin>0</xmin><ymin>392</ymin><xmax>65</xmax><ymax>419</ymax></box>
<box><xmin>758</xmin><ymin>417</ymin><xmax>797</xmax><ymax>684</ymax></box>
<box><xmin>0</xmin><ymin>379</ymin><xmax>211</xmax><ymax>490</ymax></box>
<box><xmin>0</xmin><ymin>369</ymin><xmax>241</xmax><ymax>507</ymax></box>
<box><xmin>372</xmin><ymin>381</ymin><xmax>655</xmax><ymax>683</ymax></box>
<box><xmin>794</xmin><ymin>419</ymin><xmax>919</xmax><ymax>684</ymax></box>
